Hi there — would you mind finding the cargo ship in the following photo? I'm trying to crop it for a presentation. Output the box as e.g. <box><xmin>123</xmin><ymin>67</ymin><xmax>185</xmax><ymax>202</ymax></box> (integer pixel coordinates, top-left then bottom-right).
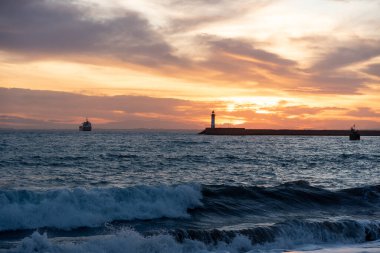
<box><xmin>79</xmin><ymin>118</ymin><xmax>92</xmax><ymax>131</ymax></box>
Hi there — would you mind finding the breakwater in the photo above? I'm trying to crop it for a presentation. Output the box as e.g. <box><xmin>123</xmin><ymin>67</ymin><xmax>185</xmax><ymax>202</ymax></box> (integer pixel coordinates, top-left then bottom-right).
<box><xmin>199</xmin><ymin>128</ymin><xmax>380</xmax><ymax>136</ymax></box>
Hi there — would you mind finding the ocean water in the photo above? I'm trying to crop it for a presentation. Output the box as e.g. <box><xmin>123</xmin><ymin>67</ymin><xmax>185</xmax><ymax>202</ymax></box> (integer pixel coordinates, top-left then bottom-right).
<box><xmin>0</xmin><ymin>130</ymin><xmax>380</xmax><ymax>253</ymax></box>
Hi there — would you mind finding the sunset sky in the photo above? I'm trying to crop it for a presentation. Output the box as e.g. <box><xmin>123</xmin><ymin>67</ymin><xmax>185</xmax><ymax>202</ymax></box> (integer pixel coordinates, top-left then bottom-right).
<box><xmin>1</xmin><ymin>0</ymin><xmax>380</xmax><ymax>129</ymax></box>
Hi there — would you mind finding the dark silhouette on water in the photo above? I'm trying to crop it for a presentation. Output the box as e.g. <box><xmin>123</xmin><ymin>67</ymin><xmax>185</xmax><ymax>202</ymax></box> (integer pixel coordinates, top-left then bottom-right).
<box><xmin>349</xmin><ymin>125</ymin><xmax>360</xmax><ymax>140</ymax></box>
<box><xmin>79</xmin><ymin>118</ymin><xmax>92</xmax><ymax>131</ymax></box>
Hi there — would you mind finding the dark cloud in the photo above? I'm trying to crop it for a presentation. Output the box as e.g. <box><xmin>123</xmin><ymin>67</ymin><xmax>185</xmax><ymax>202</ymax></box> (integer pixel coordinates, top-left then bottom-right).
<box><xmin>0</xmin><ymin>115</ymin><xmax>45</xmax><ymax>125</ymax></box>
<box><xmin>0</xmin><ymin>88</ymin><xmax>208</xmax><ymax>129</ymax></box>
<box><xmin>0</xmin><ymin>88</ymin><xmax>191</xmax><ymax>116</ymax></box>
<box><xmin>0</xmin><ymin>0</ymin><xmax>182</xmax><ymax>67</ymax></box>
<box><xmin>0</xmin><ymin>114</ymin><xmax>198</xmax><ymax>130</ymax></box>
<box><xmin>189</xmin><ymin>36</ymin><xmax>298</xmax><ymax>86</ymax></box>
<box><xmin>290</xmin><ymin>38</ymin><xmax>380</xmax><ymax>94</ymax></box>
<box><xmin>362</xmin><ymin>63</ymin><xmax>380</xmax><ymax>78</ymax></box>
<box><xmin>304</xmin><ymin>71</ymin><xmax>368</xmax><ymax>94</ymax></box>
<box><xmin>206</xmin><ymin>38</ymin><xmax>296</xmax><ymax>66</ymax></box>
<box><xmin>347</xmin><ymin>107</ymin><xmax>380</xmax><ymax>118</ymax></box>
<box><xmin>290</xmin><ymin>35</ymin><xmax>380</xmax><ymax>93</ymax></box>
<box><xmin>164</xmin><ymin>0</ymin><xmax>272</xmax><ymax>33</ymax></box>
<box><xmin>310</xmin><ymin>40</ymin><xmax>380</xmax><ymax>71</ymax></box>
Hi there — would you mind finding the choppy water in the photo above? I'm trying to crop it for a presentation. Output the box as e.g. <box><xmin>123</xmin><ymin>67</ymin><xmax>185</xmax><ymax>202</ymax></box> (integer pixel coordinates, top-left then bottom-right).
<box><xmin>0</xmin><ymin>130</ymin><xmax>380</xmax><ymax>253</ymax></box>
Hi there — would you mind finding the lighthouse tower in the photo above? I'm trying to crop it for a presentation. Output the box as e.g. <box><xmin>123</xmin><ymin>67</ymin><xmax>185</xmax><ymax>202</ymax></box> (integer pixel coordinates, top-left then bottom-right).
<box><xmin>211</xmin><ymin>111</ymin><xmax>215</xmax><ymax>128</ymax></box>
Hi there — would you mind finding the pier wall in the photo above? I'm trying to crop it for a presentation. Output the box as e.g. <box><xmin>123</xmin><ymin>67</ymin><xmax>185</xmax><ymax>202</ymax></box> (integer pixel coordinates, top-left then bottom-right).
<box><xmin>199</xmin><ymin>128</ymin><xmax>380</xmax><ymax>136</ymax></box>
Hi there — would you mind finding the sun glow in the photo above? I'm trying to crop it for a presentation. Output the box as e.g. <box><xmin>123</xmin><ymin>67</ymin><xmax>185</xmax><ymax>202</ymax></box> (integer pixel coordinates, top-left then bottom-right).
<box><xmin>255</xmin><ymin>109</ymin><xmax>272</xmax><ymax>114</ymax></box>
<box><xmin>226</xmin><ymin>104</ymin><xmax>236</xmax><ymax>112</ymax></box>
<box><xmin>219</xmin><ymin>118</ymin><xmax>246</xmax><ymax>126</ymax></box>
<box><xmin>223</xmin><ymin>97</ymin><xmax>284</xmax><ymax>106</ymax></box>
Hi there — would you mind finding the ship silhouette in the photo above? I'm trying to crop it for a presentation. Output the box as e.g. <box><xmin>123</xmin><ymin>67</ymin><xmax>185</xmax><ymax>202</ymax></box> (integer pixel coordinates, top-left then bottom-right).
<box><xmin>79</xmin><ymin>118</ymin><xmax>92</xmax><ymax>131</ymax></box>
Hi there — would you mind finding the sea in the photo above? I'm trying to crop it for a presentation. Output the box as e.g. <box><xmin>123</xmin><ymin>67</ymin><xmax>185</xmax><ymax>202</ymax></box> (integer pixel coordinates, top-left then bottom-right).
<box><xmin>0</xmin><ymin>130</ymin><xmax>380</xmax><ymax>253</ymax></box>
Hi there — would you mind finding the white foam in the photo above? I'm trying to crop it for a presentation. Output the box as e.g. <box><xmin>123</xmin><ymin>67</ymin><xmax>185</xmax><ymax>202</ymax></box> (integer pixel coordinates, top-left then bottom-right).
<box><xmin>6</xmin><ymin>227</ymin><xmax>380</xmax><ymax>253</ymax></box>
<box><xmin>9</xmin><ymin>230</ymin><xmax>380</xmax><ymax>253</ymax></box>
<box><xmin>288</xmin><ymin>240</ymin><xmax>380</xmax><ymax>253</ymax></box>
<box><xmin>0</xmin><ymin>184</ymin><xmax>202</xmax><ymax>231</ymax></box>
<box><xmin>5</xmin><ymin>230</ymin><xmax>265</xmax><ymax>253</ymax></box>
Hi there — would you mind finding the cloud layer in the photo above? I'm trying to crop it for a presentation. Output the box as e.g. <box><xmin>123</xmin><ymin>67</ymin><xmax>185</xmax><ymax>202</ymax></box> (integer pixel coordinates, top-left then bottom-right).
<box><xmin>0</xmin><ymin>0</ymin><xmax>379</xmax><ymax>95</ymax></box>
<box><xmin>1</xmin><ymin>88</ymin><xmax>379</xmax><ymax>129</ymax></box>
<box><xmin>0</xmin><ymin>0</ymin><xmax>182</xmax><ymax>67</ymax></box>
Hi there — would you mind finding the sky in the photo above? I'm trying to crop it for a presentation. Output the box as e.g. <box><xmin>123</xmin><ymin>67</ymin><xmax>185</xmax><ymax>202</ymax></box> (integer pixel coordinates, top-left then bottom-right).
<box><xmin>1</xmin><ymin>0</ymin><xmax>380</xmax><ymax>129</ymax></box>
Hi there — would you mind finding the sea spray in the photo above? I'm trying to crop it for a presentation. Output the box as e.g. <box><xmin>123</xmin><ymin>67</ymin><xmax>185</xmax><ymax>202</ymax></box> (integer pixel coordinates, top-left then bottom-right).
<box><xmin>9</xmin><ymin>222</ymin><xmax>380</xmax><ymax>253</ymax></box>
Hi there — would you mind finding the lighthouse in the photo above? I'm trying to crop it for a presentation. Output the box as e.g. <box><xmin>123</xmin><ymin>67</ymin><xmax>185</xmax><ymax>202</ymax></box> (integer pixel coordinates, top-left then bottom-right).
<box><xmin>211</xmin><ymin>111</ymin><xmax>215</xmax><ymax>128</ymax></box>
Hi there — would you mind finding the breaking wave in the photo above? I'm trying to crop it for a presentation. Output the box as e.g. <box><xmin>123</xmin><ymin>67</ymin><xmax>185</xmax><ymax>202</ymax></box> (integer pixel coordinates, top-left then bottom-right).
<box><xmin>0</xmin><ymin>184</ymin><xmax>202</xmax><ymax>231</ymax></box>
<box><xmin>170</xmin><ymin>219</ymin><xmax>380</xmax><ymax>246</ymax></box>
<box><xmin>198</xmin><ymin>181</ymin><xmax>380</xmax><ymax>217</ymax></box>
<box><xmin>1</xmin><ymin>181</ymin><xmax>380</xmax><ymax>233</ymax></box>
<box><xmin>8</xmin><ymin>220</ymin><xmax>380</xmax><ymax>253</ymax></box>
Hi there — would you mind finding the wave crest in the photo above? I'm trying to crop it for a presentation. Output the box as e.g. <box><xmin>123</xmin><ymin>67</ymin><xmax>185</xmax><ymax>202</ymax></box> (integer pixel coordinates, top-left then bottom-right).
<box><xmin>0</xmin><ymin>184</ymin><xmax>202</xmax><ymax>231</ymax></box>
<box><xmin>9</xmin><ymin>220</ymin><xmax>380</xmax><ymax>253</ymax></box>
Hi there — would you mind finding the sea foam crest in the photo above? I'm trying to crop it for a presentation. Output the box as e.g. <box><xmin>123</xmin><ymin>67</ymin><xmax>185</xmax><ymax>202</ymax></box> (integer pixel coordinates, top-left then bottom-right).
<box><xmin>10</xmin><ymin>227</ymin><xmax>380</xmax><ymax>253</ymax></box>
<box><xmin>10</xmin><ymin>230</ymin><xmax>257</xmax><ymax>253</ymax></box>
<box><xmin>0</xmin><ymin>184</ymin><xmax>202</xmax><ymax>231</ymax></box>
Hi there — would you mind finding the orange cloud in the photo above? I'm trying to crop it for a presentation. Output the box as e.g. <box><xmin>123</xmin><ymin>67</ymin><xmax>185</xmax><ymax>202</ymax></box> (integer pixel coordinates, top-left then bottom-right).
<box><xmin>1</xmin><ymin>88</ymin><xmax>379</xmax><ymax>130</ymax></box>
